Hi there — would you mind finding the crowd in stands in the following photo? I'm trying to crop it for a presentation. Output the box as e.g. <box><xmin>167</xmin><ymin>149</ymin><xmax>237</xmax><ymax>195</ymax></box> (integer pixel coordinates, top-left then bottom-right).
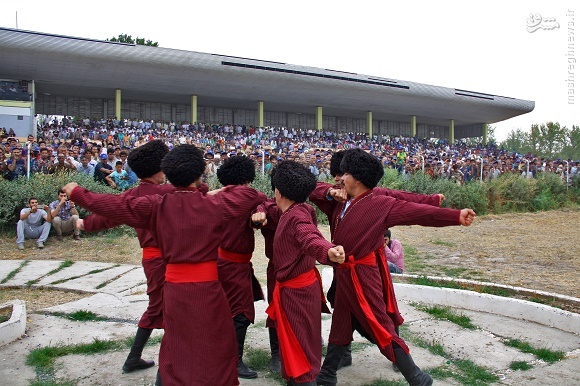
<box><xmin>1</xmin><ymin>116</ymin><xmax>578</xmax><ymax>186</ymax></box>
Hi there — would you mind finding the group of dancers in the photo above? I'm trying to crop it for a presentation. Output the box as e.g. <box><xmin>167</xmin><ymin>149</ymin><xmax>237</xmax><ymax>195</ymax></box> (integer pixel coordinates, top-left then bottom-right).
<box><xmin>63</xmin><ymin>140</ymin><xmax>475</xmax><ymax>386</ymax></box>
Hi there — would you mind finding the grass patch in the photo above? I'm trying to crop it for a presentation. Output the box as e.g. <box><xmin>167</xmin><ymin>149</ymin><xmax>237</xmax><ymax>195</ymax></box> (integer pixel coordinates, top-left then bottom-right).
<box><xmin>453</xmin><ymin>359</ymin><xmax>499</xmax><ymax>385</ymax></box>
<box><xmin>439</xmin><ymin>267</ymin><xmax>469</xmax><ymax>277</ymax></box>
<box><xmin>403</xmin><ymin>245</ymin><xmax>428</xmax><ymax>272</ymax></box>
<box><xmin>27</xmin><ymin>260</ymin><xmax>75</xmax><ymax>286</ymax></box>
<box><xmin>430</xmin><ymin>239</ymin><xmax>455</xmax><ymax>247</ymax></box>
<box><xmin>426</xmin><ymin>365</ymin><xmax>455</xmax><ymax>379</ymax></box>
<box><xmin>49</xmin><ymin>310</ymin><xmax>108</xmax><ymax>322</ymax></box>
<box><xmin>503</xmin><ymin>339</ymin><xmax>565</xmax><ymax>363</ymax></box>
<box><xmin>0</xmin><ymin>306</ymin><xmax>12</xmax><ymax>323</ymax></box>
<box><xmin>1</xmin><ymin>260</ymin><xmax>29</xmax><ymax>284</ymax></box>
<box><xmin>412</xmin><ymin>303</ymin><xmax>477</xmax><ymax>330</ymax></box>
<box><xmin>363</xmin><ymin>379</ymin><xmax>407</xmax><ymax>386</ymax></box>
<box><xmin>245</xmin><ymin>347</ymin><xmax>271</xmax><ymax>371</ymax></box>
<box><xmin>264</xmin><ymin>370</ymin><xmax>286</xmax><ymax>385</ymax></box>
<box><xmin>50</xmin><ymin>265</ymin><xmax>119</xmax><ymax>285</ymax></box>
<box><xmin>351</xmin><ymin>341</ymin><xmax>374</xmax><ymax>353</ymax></box>
<box><xmin>401</xmin><ymin>326</ymin><xmax>497</xmax><ymax>385</ymax></box>
<box><xmin>29</xmin><ymin>379</ymin><xmax>77</xmax><ymax>386</ymax></box>
<box><xmin>509</xmin><ymin>360</ymin><xmax>533</xmax><ymax>371</ymax></box>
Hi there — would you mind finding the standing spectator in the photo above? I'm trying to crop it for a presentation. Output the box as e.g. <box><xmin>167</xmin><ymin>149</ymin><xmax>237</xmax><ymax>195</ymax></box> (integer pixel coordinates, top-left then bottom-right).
<box><xmin>106</xmin><ymin>161</ymin><xmax>130</xmax><ymax>191</ymax></box>
<box><xmin>16</xmin><ymin>197</ymin><xmax>52</xmax><ymax>249</ymax></box>
<box><xmin>384</xmin><ymin>229</ymin><xmax>404</xmax><ymax>274</ymax></box>
<box><xmin>48</xmin><ymin>153</ymin><xmax>76</xmax><ymax>174</ymax></box>
<box><xmin>49</xmin><ymin>189</ymin><xmax>80</xmax><ymax>241</ymax></box>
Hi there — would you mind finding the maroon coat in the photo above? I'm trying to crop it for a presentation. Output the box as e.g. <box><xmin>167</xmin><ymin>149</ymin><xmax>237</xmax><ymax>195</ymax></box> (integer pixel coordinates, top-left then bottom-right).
<box><xmin>270</xmin><ymin>203</ymin><xmax>334</xmax><ymax>383</ymax></box>
<box><xmin>254</xmin><ymin>198</ymin><xmax>318</xmax><ymax>328</ymax></box>
<box><xmin>310</xmin><ymin>183</ymin><xmax>462</xmax><ymax>362</ymax></box>
<box><xmin>83</xmin><ymin>180</ymin><xmax>176</xmax><ymax>329</ymax></box>
<box><xmin>217</xmin><ymin>185</ymin><xmax>267</xmax><ymax>322</ymax></box>
<box><xmin>70</xmin><ymin>185</ymin><xmax>258</xmax><ymax>386</ymax></box>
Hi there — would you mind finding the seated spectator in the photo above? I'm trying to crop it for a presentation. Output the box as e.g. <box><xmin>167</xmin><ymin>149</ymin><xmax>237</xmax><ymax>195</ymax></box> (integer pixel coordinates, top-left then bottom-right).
<box><xmin>94</xmin><ymin>153</ymin><xmax>113</xmax><ymax>184</ymax></box>
<box><xmin>77</xmin><ymin>154</ymin><xmax>95</xmax><ymax>175</ymax></box>
<box><xmin>106</xmin><ymin>161</ymin><xmax>130</xmax><ymax>190</ymax></box>
<box><xmin>384</xmin><ymin>229</ymin><xmax>404</xmax><ymax>274</ymax></box>
<box><xmin>17</xmin><ymin>197</ymin><xmax>52</xmax><ymax>249</ymax></box>
<box><xmin>49</xmin><ymin>189</ymin><xmax>81</xmax><ymax>241</ymax></box>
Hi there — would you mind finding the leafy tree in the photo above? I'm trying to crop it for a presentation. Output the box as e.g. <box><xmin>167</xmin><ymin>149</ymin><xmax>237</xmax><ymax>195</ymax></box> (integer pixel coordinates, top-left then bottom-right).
<box><xmin>534</xmin><ymin>122</ymin><xmax>567</xmax><ymax>157</ymax></box>
<box><xmin>106</xmin><ymin>34</ymin><xmax>158</xmax><ymax>47</ymax></box>
<box><xmin>561</xmin><ymin>125</ymin><xmax>580</xmax><ymax>160</ymax></box>
<box><xmin>501</xmin><ymin>128</ymin><xmax>530</xmax><ymax>154</ymax></box>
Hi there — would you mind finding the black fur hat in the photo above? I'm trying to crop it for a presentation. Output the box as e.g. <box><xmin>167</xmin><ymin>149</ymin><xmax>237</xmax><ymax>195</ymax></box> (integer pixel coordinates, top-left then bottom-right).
<box><xmin>217</xmin><ymin>155</ymin><xmax>256</xmax><ymax>186</ymax></box>
<box><xmin>329</xmin><ymin>150</ymin><xmax>345</xmax><ymax>177</ymax></box>
<box><xmin>340</xmin><ymin>148</ymin><xmax>383</xmax><ymax>189</ymax></box>
<box><xmin>161</xmin><ymin>144</ymin><xmax>205</xmax><ymax>187</ymax></box>
<box><xmin>127</xmin><ymin>140</ymin><xmax>169</xmax><ymax>179</ymax></box>
<box><xmin>272</xmin><ymin>160</ymin><xmax>316</xmax><ymax>203</ymax></box>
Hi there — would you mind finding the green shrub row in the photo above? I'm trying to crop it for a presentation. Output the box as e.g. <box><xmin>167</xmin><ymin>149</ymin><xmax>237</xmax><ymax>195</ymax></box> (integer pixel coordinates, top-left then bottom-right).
<box><xmin>0</xmin><ymin>173</ymin><xmax>119</xmax><ymax>231</ymax></box>
<box><xmin>1</xmin><ymin>170</ymin><xmax>578</xmax><ymax>232</ymax></box>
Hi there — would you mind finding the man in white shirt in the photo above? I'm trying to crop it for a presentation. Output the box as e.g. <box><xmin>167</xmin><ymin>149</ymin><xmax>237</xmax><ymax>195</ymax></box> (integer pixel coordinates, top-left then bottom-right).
<box><xmin>16</xmin><ymin>198</ymin><xmax>52</xmax><ymax>249</ymax></box>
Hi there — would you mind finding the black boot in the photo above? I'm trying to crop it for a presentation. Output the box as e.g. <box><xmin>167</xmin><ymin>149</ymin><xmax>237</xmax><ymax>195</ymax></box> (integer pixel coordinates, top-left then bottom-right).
<box><xmin>315</xmin><ymin>343</ymin><xmax>348</xmax><ymax>385</ymax></box>
<box><xmin>155</xmin><ymin>369</ymin><xmax>162</xmax><ymax>386</ymax></box>
<box><xmin>337</xmin><ymin>343</ymin><xmax>352</xmax><ymax>369</ymax></box>
<box><xmin>392</xmin><ymin>326</ymin><xmax>400</xmax><ymax>373</ymax></box>
<box><xmin>393</xmin><ymin>345</ymin><xmax>432</xmax><ymax>386</ymax></box>
<box><xmin>122</xmin><ymin>327</ymin><xmax>155</xmax><ymax>373</ymax></box>
<box><xmin>234</xmin><ymin>315</ymin><xmax>258</xmax><ymax>379</ymax></box>
<box><xmin>269</xmin><ymin>327</ymin><xmax>281</xmax><ymax>373</ymax></box>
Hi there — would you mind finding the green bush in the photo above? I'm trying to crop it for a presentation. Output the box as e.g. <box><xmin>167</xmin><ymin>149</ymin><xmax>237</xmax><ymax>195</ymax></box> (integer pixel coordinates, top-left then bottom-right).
<box><xmin>0</xmin><ymin>173</ymin><xmax>118</xmax><ymax>231</ymax></box>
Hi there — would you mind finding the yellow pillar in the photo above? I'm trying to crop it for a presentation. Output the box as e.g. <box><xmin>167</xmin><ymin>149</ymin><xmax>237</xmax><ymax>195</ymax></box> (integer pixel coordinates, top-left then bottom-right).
<box><xmin>366</xmin><ymin>111</ymin><xmax>373</xmax><ymax>137</ymax></box>
<box><xmin>258</xmin><ymin>101</ymin><xmax>264</xmax><ymax>127</ymax></box>
<box><xmin>411</xmin><ymin>115</ymin><xmax>417</xmax><ymax>137</ymax></box>
<box><xmin>316</xmin><ymin>106</ymin><xmax>323</xmax><ymax>131</ymax></box>
<box><xmin>191</xmin><ymin>95</ymin><xmax>198</xmax><ymax>123</ymax></box>
<box><xmin>449</xmin><ymin>119</ymin><xmax>455</xmax><ymax>143</ymax></box>
<box><xmin>115</xmin><ymin>89</ymin><xmax>122</xmax><ymax>120</ymax></box>
<box><xmin>482</xmin><ymin>124</ymin><xmax>488</xmax><ymax>145</ymax></box>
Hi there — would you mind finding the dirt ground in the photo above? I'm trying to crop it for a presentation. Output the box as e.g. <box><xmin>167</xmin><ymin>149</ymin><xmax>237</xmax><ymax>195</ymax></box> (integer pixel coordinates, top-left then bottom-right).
<box><xmin>1</xmin><ymin>208</ymin><xmax>579</xmax><ymax>313</ymax></box>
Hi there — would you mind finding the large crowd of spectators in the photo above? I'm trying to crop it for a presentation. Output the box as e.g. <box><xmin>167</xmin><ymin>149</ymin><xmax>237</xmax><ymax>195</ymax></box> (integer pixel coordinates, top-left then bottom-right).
<box><xmin>1</xmin><ymin>116</ymin><xmax>578</xmax><ymax>186</ymax></box>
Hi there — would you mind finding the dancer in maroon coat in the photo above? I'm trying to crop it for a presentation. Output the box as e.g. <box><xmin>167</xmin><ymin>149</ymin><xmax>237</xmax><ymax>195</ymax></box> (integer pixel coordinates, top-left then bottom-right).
<box><xmin>311</xmin><ymin>149</ymin><xmax>475</xmax><ymax>386</ymax></box>
<box><xmin>215</xmin><ymin>155</ymin><xmax>267</xmax><ymax>379</ymax></box>
<box><xmin>255</xmin><ymin>160</ymin><xmax>344</xmax><ymax>386</ymax></box>
<box><xmin>251</xmin><ymin>167</ymin><xmax>320</xmax><ymax>374</ymax></box>
<box><xmin>76</xmin><ymin>141</ymin><xmax>176</xmax><ymax>376</ymax></box>
<box><xmin>315</xmin><ymin>150</ymin><xmax>446</xmax><ymax>370</ymax></box>
<box><xmin>63</xmin><ymin>145</ymin><xmax>261</xmax><ymax>386</ymax></box>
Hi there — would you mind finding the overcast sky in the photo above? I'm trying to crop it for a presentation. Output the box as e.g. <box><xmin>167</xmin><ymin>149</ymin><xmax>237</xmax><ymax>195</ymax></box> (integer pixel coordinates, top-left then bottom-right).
<box><xmin>1</xmin><ymin>0</ymin><xmax>577</xmax><ymax>141</ymax></box>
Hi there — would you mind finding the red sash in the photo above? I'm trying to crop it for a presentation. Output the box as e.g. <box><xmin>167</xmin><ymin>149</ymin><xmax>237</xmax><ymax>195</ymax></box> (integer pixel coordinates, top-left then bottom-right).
<box><xmin>142</xmin><ymin>247</ymin><xmax>162</xmax><ymax>259</ymax></box>
<box><xmin>218</xmin><ymin>247</ymin><xmax>252</xmax><ymax>263</ymax></box>
<box><xmin>165</xmin><ymin>262</ymin><xmax>218</xmax><ymax>283</ymax></box>
<box><xmin>265</xmin><ymin>269</ymin><xmax>320</xmax><ymax>378</ymax></box>
<box><xmin>337</xmin><ymin>250</ymin><xmax>400</xmax><ymax>349</ymax></box>
<box><xmin>377</xmin><ymin>248</ymin><xmax>404</xmax><ymax>325</ymax></box>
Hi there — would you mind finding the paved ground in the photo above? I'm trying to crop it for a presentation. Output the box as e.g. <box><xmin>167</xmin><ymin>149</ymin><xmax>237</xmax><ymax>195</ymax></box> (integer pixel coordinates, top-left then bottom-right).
<box><xmin>0</xmin><ymin>259</ymin><xmax>579</xmax><ymax>386</ymax></box>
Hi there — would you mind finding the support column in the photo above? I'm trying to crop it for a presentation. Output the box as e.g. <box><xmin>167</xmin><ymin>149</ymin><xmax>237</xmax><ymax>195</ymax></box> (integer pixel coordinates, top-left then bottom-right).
<box><xmin>411</xmin><ymin>115</ymin><xmax>417</xmax><ymax>138</ymax></box>
<box><xmin>258</xmin><ymin>101</ymin><xmax>264</xmax><ymax>127</ymax></box>
<box><xmin>449</xmin><ymin>119</ymin><xmax>455</xmax><ymax>143</ymax></box>
<box><xmin>191</xmin><ymin>95</ymin><xmax>198</xmax><ymax>123</ymax></box>
<box><xmin>316</xmin><ymin>106</ymin><xmax>323</xmax><ymax>132</ymax></box>
<box><xmin>115</xmin><ymin>89</ymin><xmax>122</xmax><ymax>120</ymax></box>
<box><xmin>366</xmin><ymin>111</ymin><xmax>373</xmax><ymax>137</ymax></box>
<box><xmin>482</xmin><ymin>124</ymin><xmax>488</xmax><ymax>145</ymax></box>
